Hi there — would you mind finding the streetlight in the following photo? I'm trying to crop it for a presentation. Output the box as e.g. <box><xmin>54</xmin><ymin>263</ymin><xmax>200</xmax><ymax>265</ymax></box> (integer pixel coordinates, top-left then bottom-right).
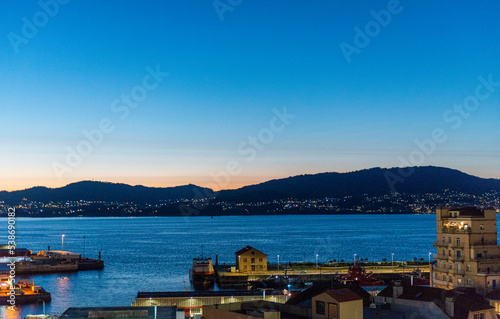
<box><xmin>277</xmin><ymin>255</ymin><xmax>280</xmax><ymax>271</ymax></box>
<box><xmin>354</xmin><ymin>253</ymin><xmax>357</xmax><ymax>263</ymax></box>
<box><xmin>316</xmin><ymin>254</ymin><xmax>318</xmax><ymax>269</ymax></box>
<box><xmin>62</xmin><ymin>234</ymin><xmax>65</xmax><ymax>251</ymax></box>
<box><xmin>149</xmin><ymin>298</ymin><xmax>157</xmax><ymax>319</ymax></box>
<box><xmin>238</xmin><ymin>255</ymin><xmax>241</xmax><ymax>272</ymax></box>
<box><xmin>392</xmin><ymin>253</ymin><xmax>394</xmax><ymax>272</ymax></box>
<box><xmin>38</xmin><ymin>299</ymin><xmax>45</xmax><ymax>316</ymax></box>
<box><xmin>429</xmin><ymin>252</ymin><xmax>432</xmax><ymax>265</ymax></box>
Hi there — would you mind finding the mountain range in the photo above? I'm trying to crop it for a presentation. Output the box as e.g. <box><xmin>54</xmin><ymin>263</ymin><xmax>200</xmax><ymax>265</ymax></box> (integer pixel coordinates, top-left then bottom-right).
<box><xmin>1</xmin><ymin>166</ymin><xmax>499</xmax><ymax>205</ymax></box>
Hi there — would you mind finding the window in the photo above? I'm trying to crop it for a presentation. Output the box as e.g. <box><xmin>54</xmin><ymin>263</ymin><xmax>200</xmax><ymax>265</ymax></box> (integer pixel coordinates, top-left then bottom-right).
<box><xmin>444</xmin><ymin>262</ymin><xmax>446</xmax><ymax>269</ymax></box>
<box><xmin>449</xmin><ymin>263</ymin><xmax>453</xmax><ymax>270</ymax></box>
<box><xmin>449</xmin><ymin>250</ymin><xmax>452</xmax><ymax>256</ymax></box>
<box><xmin>481</xmin><ymin>237</ymin><xmax>485</xmax><ymax>245</ymax></box>
<box><xmin>457</xmin><ymin>250</ymin><xmax>461</xmax><ymax>258</ymax></box>
<box><xmin>328</xmin><ymin>303</ymin><xmax>338</xmax><ymax>319</ymax></box>
<box><xmin>474</xmin><ymin>314</ymin><xmax>485</xmax><ymax>319</ymax></box>
<box><xmin>467</xmin><ymin>264</ymin><xmax>471</xmax><ymax>271</ymax></box>
<box><xmin>480</xmin><ymin>224</ymin><xmax>485</xmax><ymax>230</ymax></box>
<box><xmin>443</xmin><ymin>275</ymin><xmax>446</xmax><ymax>281</ymax></box>
<box><xmin>316</xmin><ymin>301</ymin><xmax>325</xmax><ymax>315</ymax></box>
<box><xmin>259</xmin><ymin>258</ymin><xmax>263</xmax><ymax>262</ymax></box>
<box><xmin>443</xmin><ymin>249</ymin><xmax>446</xmax><ymax>256</ymax></box>
<box><xmin>467</xmin><ymin>278</ymin><xmax>472</xmax><ymax>286</ymax></box>
<box><xmin>251</xmin><ymin>258</ymin><xmax>255</xmax><ymax>263</ymax></box>
<box><xmin>244</xmin><ymin>265</ymin><xmax>247</xmax><ymax>270</ymax></box>
<box><xmin>456</xmin><ymin>238</ymin><xmax>460</xmax><ymax>246</ymax></box>
<box><xmin>442</xmin><ymin>236</ymin><xmax>445</xmax><ymax>243</ymax></box>
<box><xmin>449</xmin><ymin>237</ymin><xmax>452</xmax><ymax>243</ymax></box>
<box><xmin>449</xmin><ymin>276</ymin><xmax>452</xmax><ymax>283</ymax></box>
<box><xmin>251</xmin><ymin>265</ymin><xmax>256</xmax><ymax>271</ymax></box>
<box><xmin>243</xmin><ymin>258</ymin><xmax>247</xmax><ymax>262</ymax></box>
<box><xmin>259</xmin><ymin>265</ymin><xmax>263</xmax><ymax>270</ymax></box>
<box><xmin>457</xmin><ymin>278</ymin><xmax>462</xmax><ymax>286</ymax></box>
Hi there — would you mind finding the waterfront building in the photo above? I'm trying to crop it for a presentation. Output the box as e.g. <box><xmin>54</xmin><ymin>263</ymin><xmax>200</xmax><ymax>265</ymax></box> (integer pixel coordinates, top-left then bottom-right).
<box><xmin>236</xmin><ymin>245</ymin><xmax>268</xmax><ymax>273</ymax></box>
<box><xmin>133</xmin><ymin>290</ymin><xmax>286</xmax><ymax>318</ymax></box>
<box><xmin>60</xmin><ymin>306</ymin><xmax>183</xmax><ymax>319</ymax></box>
<box><xmin>432</xmin><ymin>207</ymin><xmax>500</xmax><ymax>295</ymax></box>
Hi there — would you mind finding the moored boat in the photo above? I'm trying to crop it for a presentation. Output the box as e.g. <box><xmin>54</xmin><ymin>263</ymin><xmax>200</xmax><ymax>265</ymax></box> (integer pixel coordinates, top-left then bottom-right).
<box><xmin>340</xmin><ymin>261</ymin><xmax>385</xmax><ymax>286</ymax></box>
<box><xmin>189</xmin><ymin>257</ymin><xmax>215</xmax><ymax>289</ymax></box>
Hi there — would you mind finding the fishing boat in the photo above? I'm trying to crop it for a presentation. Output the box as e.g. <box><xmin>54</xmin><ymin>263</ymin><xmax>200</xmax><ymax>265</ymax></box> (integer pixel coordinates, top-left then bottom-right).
<box><xmin>189</xmin><ymin>256</ymin><xmax>215</xmax><ymax>288</ymax></box>
<box><xmin>340</xmin><ymin>261</ymin><xmax>384</xmax><ymax>286</ymax></box>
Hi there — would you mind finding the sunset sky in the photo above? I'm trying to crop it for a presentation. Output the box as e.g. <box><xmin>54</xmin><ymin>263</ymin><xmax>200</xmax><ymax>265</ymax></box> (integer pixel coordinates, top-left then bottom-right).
<box><xmin>1</xmin><ymin>1</ymin><xmax>499</xmax><ymax>191</ymax></box>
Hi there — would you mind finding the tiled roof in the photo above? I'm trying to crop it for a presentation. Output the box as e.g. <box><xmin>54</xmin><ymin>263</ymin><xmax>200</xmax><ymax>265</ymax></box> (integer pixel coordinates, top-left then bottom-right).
<box><xmin>235</xmin><ymin>245</ymin><xmax>266</xmax><ymax>256</ymax></box>
<box><xmin>323</xmin><ymin>288</ymin><xmax>363</xmax><ymax>302</ymax></box>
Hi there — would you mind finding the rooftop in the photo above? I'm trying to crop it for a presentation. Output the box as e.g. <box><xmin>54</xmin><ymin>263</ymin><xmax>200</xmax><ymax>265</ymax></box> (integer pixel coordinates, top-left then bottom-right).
<box><xmin>235</xmin><ymin>245</ymin><xmax>266</xmax><ymax>256</ymax></box>
<box><xmin>323</xmin><ymin>288</ymin><xmax>363</xmax><ymax>303</ymax></box>
<box><xmin>59</xmin><ymin>306</ymin><xmax>178</xmax><ymax>319</ymax></box>
<box><xmin>137</xmin><ymin>290</ymin><xmax>283</xmax><ymax>299</ymax></box>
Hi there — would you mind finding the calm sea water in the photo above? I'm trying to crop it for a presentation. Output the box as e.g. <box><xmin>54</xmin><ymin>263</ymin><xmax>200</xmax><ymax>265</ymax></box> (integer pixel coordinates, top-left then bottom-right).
<box><xmin>0</xmin><ymin>214</ymin><xmax>440</xmax><ymax>318</ymax></box>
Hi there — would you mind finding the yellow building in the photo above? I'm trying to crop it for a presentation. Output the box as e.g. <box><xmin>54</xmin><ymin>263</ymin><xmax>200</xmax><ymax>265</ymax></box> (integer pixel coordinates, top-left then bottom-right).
<box><xmin>433</xmin><ymin>207</ymin><xmax>500</xmax><ymax>296</ymax></box>
<box><xmin>312</xmin><ymin>289</ymin><xmax>363</xmax><ymax>319</ymax></box>
<box><xmin>236</xmin><ymin>246</ymin><xmax>267</xmax><ymax>273</ymax></box>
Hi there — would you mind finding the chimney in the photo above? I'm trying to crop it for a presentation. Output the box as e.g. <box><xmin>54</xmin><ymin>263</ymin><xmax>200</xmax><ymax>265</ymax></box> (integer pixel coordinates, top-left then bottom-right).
<box><xmin>393</xmin><ymin>281</ymin><xmax>403</xmax><ymax>298</ymax></box>
<box><xmin>445</xmin><ymin>297</ymin><xmax>454</xmax><ymax>317</ymax></box>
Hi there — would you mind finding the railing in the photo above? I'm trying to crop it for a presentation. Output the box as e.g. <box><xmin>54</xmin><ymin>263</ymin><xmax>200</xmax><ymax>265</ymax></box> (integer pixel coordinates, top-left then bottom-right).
<box><xmin>451</xmin><ymin>256</ymin><xmax>465</xmax><ymax>262</ymax></box>
<box><xmin>472</xmin><ymin>241</ymin><xmax>498</xmax><ymax>246</ymax></box>
<box><xmin>432</xmin><ymin>241</ymin><xmax>464</xmax><ymax>249</ymax></box>
<box><xmin>450</xmin><ymin>268</ymin><xmax>465</xmax><ymax>275</ymax></box>
<box><xmin>474</xmin><ymin>255</ymin><xmax>500</xmax><ymax>261</ymax></box>
<box><xmin>441</xmin><ymin>227</ymin><xmax>471</xmax><ymax>234</ymax></box>
<box><xmin>433</xmin><ymin>241</ymin><xmax>448</xmax><ymax>247</ymax></box>
<box><xmin>434</xmin><ymin>267</ymin><xmax>450</xmax><ymax>274</ymax></box>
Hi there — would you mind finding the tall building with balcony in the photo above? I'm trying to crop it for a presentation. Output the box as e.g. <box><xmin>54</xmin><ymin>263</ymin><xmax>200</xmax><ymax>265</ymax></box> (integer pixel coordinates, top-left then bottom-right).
<box><xmin>433</xmin><ymin>207</ymin><xmax>500</xmax><ymax>295</ymax></box>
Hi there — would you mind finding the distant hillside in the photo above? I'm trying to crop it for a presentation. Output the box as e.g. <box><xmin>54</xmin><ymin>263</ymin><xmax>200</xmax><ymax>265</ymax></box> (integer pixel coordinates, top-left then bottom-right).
<box><xmin>1</xmin><ymin>167</ymin><xmax>499</xmax><ymax>205</ymax></box>
<box><xmin>216</xmin><ymin>166</ymin><xmax>500</xmax><ymax>201</ymax></box>
<box><xmin>0</xmin><ymin>181</ymin><xmax>214</xmax><ymax>204</ymax></box>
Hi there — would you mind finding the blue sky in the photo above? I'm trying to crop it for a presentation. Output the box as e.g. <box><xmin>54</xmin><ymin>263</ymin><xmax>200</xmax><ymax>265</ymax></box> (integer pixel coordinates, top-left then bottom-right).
<box><xmin>1</xmin><ymin>0</ymin><xmax>499</xmax><ymax>191</ymax></box>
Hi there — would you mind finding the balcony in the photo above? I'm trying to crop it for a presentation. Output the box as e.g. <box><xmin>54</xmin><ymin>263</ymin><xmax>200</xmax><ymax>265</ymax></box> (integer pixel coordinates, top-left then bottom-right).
<box><xmin>450</xmin><ymin>268</ymin><xmax>465</xmax><ymax>276</ymax></box>
<box><xmin>472</xmin><ymin>241</ymin><xmax>498</xmax><ymax>246</ymax></box>
<box><xmin>434</xmin><ymin>267</ymin><xmax>450</xmax><ymax>274</ymax></box>
<box><xmin>441</xmin><ymin>225</ymin><xmax>471</xmax><ymax>234</ymax></box>
<box><xmin>433</xmin><ymin>241</ymin><xmax>464</xmax><ymax>249</ymax></box>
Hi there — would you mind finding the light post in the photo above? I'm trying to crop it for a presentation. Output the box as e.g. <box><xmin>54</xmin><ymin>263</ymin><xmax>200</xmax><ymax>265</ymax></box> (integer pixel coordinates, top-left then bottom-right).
<box><xmin>38</xmin><ymin>299</ymin><xmax>45</xmax><ymax>316</ymax></box>
<box><xmin>316</xmin><ymin>254</ymin><xmax>318</xmax><ymax>269</ymax></box>
<box><xmin>149</xmin><ymin>298</ymin><xmax>157</xmax><ymax>319</ymax></box>
<box><xmin>354</xmin><ymin>253</ymin><xmax>357</xmax><ymax>263</ymax></box>
<box><xmin>429</xmin><ymin>252</ymin><xmax>432</xmax><ymax>266</ymax></box>
<box><xmin>277</xmin><ymin>255</ymin><xmax>280</xmax><ymax>271</ymax></box>
<box><xmin>238</xmin><ymin>255</ymin><xmax>241</xmax><ymax>272</ymax></box>
<box><xmin>62</xmin><ymin>234</ymin><xmax>65</xmax><ymax>251</ymax></box>
<box><xmin>392</xmin><ymin>253</ymin><xmax>394</xmax><ymax>272</ymax></box>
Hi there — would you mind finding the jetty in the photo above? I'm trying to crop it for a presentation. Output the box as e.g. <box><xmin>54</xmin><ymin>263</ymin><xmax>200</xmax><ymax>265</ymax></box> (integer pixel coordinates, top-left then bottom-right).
<box><xmin>7</xmin><ymin>249</ymin><xmax>104</xmax><ymax>274</ymax></box>
<box><xmin>0</xmin><ymin>270</ymin><xmax>51</xmax><ymax>306</ymax></box>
